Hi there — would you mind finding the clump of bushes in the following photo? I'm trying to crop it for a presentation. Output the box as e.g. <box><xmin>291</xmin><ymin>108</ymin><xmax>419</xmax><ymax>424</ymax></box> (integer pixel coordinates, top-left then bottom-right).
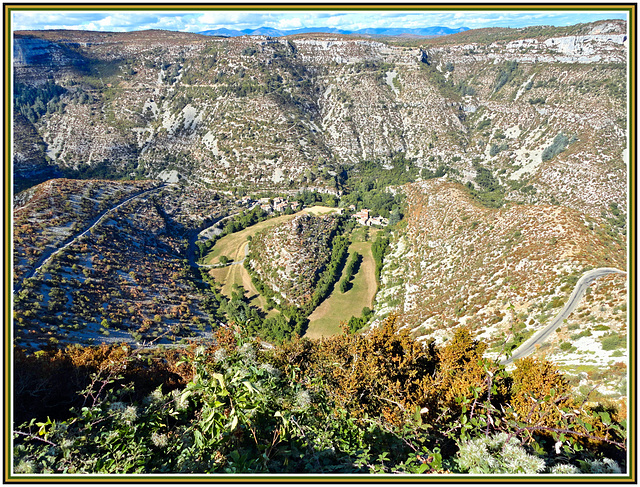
<box><xmin>601</xmin><ymin>333</ymin><xmax>626</xmax><ymax>351</ymax></box>
<box><xmin>339</xmin><ymin>252</ymin><xmax>362</xmax><ymax>293</ymax></box>
<box><xmin>542</xmin><ymin>133</ymin><xmax>576</xmax><ymax>162</ymax></box>
<box><xmin>494</xmin><ymin>60</ymin><xmax>518</xmax><ymax>93</ymax></box>
<box><xmin>12</xmin><ymin>317</ymin><xmax>627</xmax><ymax>475</ymax></box>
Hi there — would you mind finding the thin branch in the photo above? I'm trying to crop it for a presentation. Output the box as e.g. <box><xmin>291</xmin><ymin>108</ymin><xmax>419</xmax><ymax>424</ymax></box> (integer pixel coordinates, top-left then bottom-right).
<box><xmin>519</xmin><ymin>425</ymin><xmax>626</xmax><ymax>449</ymax></box>
<box><xmin>13</xmin><ymin>430</ymin><xmax>58</xmax><ymax>447</ymax></box>
<box><xmin>485</xmin><ymin>372</ymin><xmax>494</xmax><ymax>437</ymax></box>
<box><xmin>371</xmin><ymin>393</ymin><xmax>406</xmax><ymax>411</ymax></box>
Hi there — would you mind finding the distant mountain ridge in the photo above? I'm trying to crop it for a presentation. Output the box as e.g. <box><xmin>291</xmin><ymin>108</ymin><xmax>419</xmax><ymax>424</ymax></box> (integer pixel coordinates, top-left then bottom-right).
<box><xmin>198</xmin><ymin>25</ymin><xmax>470</xmax><ymax>38</ymax></box>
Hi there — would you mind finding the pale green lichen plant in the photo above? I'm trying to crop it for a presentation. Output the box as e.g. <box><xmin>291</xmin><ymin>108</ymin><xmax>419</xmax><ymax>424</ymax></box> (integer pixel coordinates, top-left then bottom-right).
<box><xmin>579</xmin><ymin>458</ymin><xmax>622</xmax><ymax>474</ymax></box>
<box><xmin>455</xmin><ymin>433</ymin><xmax>545</xmax><ymax>474</ymax></box>
<box><xmin>551</xmin><ymin>464</ymin><xmax>581</xmax><ymax>474</ymax></box>
<box><xmin>456</xmin><ymin>433</ymin><xmax>623</xmax><ymax>475</ymax></box>
<box><xmin>551</xmin><ymin>458</ymin><xmax>622</xmax><ymax>475</ymax></box>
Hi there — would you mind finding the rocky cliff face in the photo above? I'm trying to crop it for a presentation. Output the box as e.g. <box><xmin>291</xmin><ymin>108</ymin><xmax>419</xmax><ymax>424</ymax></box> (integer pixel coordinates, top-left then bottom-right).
<box><xmin>12</xmin><ymin>20</ymin><xmax>627</xmax><ymax>219</ymax></box>
<box><xmin>13</xmin><ymin>34</ymin><xmax>84</xmax><ymax>73</ymax></box>
<box><xmin>13</xmin><ymin>112</ymin><xmax>54</xmax><ymax>182</ymax></box>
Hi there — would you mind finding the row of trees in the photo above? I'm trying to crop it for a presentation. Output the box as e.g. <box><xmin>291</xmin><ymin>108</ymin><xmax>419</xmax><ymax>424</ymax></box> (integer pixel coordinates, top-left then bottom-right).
<box><xmin>193</xmin><ymin>182</ymin><xmax>399</xmax><ymax>340</ymax></box>
<box><xmin>303</xmin><ymin>233</ymin><xmax>351</xmax><ymax>313</ymax></box>
<box><xmin>339</xmin><ymin>252</ymin><xmax>362</xmax><ymax>293</ymax></box>
<box><xmin>371</xmin><ymin>232</ymin><xmax>390</xmax><ymax>285</ymax></box>
<box><xmin>345</xmin><ymin>305</ymin><xmax>374</xmax><ymax>334</ymax></box>
<box><xmin>242</xmin><ymin>221</ymin><xmax>353</xmax><ymax>341</ymax></box>
<box><xmin>195</xmin><ymin>207</ymin><xmax>270</xmax><ymax>261</ymax></box>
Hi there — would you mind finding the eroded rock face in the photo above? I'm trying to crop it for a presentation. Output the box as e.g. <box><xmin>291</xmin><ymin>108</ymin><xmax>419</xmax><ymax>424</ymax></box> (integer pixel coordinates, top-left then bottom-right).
<box><xmin>14</xmin><ymin>36</ymin><xmax>74</xmax><ymax>67</ymax></box>
<box><xmin>12</xmin><ymin>20</ymin><xmax>627</xmax><ymax>219</ymax></box>
<box><xmin>13</xmin><ymin>112</ymin><xmax>53</xmax><ymax>179</ymax></box>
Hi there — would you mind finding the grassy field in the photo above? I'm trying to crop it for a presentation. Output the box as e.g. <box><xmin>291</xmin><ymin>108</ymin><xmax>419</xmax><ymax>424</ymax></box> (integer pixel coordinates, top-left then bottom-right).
<box><xmin>205</xmin><ymin>206</ymin><xmax>338</xmax><ymax>314</ymax></box>
<box><xmin>305</xmin><ymin>227</ymin><xmax>378</xmax><ymax>339</ymax></box>
<box><xmin>208</xmin><ymin>263</ymin><xmax>271</xmax><ymax>311</ymax></box>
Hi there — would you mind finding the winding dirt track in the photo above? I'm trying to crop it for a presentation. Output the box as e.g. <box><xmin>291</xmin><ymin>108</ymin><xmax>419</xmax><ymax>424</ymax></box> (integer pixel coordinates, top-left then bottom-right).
<box><xmin>14</xmin><ymin>185</ymin><xmax>164</xmax><ymax>293</ymax></box>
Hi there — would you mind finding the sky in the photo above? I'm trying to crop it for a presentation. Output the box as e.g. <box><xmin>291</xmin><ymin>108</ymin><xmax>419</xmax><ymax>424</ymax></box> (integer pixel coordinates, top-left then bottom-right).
<box><xmin>11</xmin><ymin>9</ymin><xmax>628</xmax><ymax>33</ymax></box>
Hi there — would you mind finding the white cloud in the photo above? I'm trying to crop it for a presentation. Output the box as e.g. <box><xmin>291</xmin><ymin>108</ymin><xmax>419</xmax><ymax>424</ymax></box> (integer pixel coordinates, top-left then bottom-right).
<box><xmin>198</xmin><ymin>11</ymin><xmax>244</xmax><ymax>26</ymax></box>
<box><xmin>273</xmin><ymin>17</ymin><xmax>304</xmax><ymax>30</ymax></box>
<box><xmin>324</xmin><ymin>15</ymin><xmax>347</xmax><ymax>28</ymax></box>
<box><xmin>196</xmin><ymin>11</ymin><xmax>272</xmax><ymax>30</ymax></box>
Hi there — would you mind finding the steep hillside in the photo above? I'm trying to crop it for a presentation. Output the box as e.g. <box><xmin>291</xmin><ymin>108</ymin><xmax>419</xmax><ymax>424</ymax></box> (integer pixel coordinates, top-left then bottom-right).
<box><xmin>13</xmin><ymin>178</ymin><xmax>159</xmax><ymax>287</ymax></box>
<box><xmin>12</xmin><ymin>20</ymin><xmax>627</xmax><ymax>219</ymax></box>
<box><xmin>248</xmin><ymin>213</ymin><xmax>339</xmax><ymax>307</ymax></box>
<box><xmin>13</xmin><ymin>179</ymin><xmax>245</xmax><ymax>349</ymax></box>
<box><xmin>12</xmin><ymin>112</ymin><xmax>56</xmax><ymax>187</ymax></box>
<box><xmin>374</xmin><ymin>179</ymin><xmax>627</xmax><ymax>388</ymax></box>
<box><xmin>421</xmin><ymin>20</ymin><xmax>627</xmax><ymax>217</ymax></box>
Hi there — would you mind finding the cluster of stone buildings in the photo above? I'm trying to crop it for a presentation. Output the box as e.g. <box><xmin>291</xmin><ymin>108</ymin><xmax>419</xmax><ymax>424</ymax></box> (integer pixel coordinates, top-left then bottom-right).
<box><xmin>350</xmin><ymin>207</ymin><xmax>388</xmax><ymax>227</ymax></box>
<box><xmin>254</xmin><ymin>197</ymin><xmax>300</xmax><ymax>213</ymax></box>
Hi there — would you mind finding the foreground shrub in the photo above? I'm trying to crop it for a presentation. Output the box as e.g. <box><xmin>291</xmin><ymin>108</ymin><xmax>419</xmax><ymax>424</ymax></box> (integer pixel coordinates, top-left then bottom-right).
<box><xmin>12</xmin><ymin>317</ymin><xmax>627</xmax><ymax>475</ymax></box>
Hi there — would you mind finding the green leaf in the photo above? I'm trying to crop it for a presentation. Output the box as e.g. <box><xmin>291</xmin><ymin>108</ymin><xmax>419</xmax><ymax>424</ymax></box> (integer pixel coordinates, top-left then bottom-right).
<box><xmin>212</xmin><ymin>373</ymin><xmax>225</xmax><ymax>388</ymax></box>
<box><xmin>242</xmin><ymin>380</ymin><xmax>257</xmax><ymax>394</ymax></box>
<box><xmin>412</xmin><ymin>407</ymin><xmax>423</xmax><ymax>426</ymax></box>
<box><xmin>36</xmin><ymin>417</ymin><xmax>53</xmax><ymax>436</ymax></box>
<box><xmin>599</xmin><ymin>411</ymin><xmax>612</xmax><ymax>424</ymax></box>
<box><xmin>194</xmin><ymin>429</ymin><xmax>203</xmax><ymax>448</ymax></box>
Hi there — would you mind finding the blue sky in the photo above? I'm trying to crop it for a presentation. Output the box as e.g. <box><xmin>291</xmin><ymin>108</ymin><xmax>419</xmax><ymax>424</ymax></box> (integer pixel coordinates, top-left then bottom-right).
<box><xmin>11</xmin><ymin>9</ymin><xmax>628</xmax><ymax>33</ymax></box>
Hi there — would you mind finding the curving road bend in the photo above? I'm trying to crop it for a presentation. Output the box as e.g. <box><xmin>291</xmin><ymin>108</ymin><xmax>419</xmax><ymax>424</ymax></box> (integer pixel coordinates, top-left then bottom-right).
<box><xmin>501</xmin><ymin>267</ymin><xmax>627</xmax><ymax>365</ymax></box>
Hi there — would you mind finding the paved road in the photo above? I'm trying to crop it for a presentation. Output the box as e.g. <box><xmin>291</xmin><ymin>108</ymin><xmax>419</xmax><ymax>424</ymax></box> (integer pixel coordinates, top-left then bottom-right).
<box><xmin>502</xmin><ymin>267</ymin><xmax>627</xmax><ymax>365</ymax></box>
<box><xmin>15</xmin><ymin>185</ymin><xmax>164</xmax><ymax>293</ymax></box>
